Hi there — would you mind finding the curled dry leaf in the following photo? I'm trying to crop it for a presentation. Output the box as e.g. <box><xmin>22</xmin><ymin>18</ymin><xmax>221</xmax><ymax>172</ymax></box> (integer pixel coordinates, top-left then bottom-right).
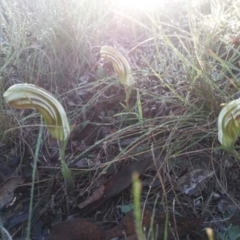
<box><xmin>175</xmin><ymin>169</ymin><xmax>214</xmax><ymax>196</ymax></box>
<box><xmin>0</xmin><ymin>177</ymin><xmax>24</xmax><ymax>210</ymax></box>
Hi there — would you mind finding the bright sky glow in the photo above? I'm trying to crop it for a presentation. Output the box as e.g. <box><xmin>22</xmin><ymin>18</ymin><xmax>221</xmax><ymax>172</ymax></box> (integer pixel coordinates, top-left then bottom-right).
<box><xmin>115</xmin><ymin>0</ymin><xmax>165</xmax><ymax>10</ymax></box>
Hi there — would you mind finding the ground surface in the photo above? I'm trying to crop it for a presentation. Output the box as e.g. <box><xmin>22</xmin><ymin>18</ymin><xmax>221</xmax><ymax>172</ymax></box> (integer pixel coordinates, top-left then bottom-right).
<box><xmin>1</xmin><ymin>0</ymin><xmax>240</xmax><ymax>239</ymax></box>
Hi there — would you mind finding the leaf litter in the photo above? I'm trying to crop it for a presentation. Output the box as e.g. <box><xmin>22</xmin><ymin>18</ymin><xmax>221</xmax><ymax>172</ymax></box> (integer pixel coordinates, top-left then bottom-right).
<box><xmin>2</xmin><ymin>1</ymin><xmax>240</xmax><ymax>239</ymax></box>
<box><xmin>0</xmin><ymin>176</ymin><xmax>24</xmax><ymax>210</ymax></box>
<box><xmin>78</xmin><ymin>158</ymin><xmax>150</xmax><ymax>209</ymax></box>
<box><xmin>175</xmin><ymin>169</ymin><xmax>215</xmax><ymax>196</ymax></box>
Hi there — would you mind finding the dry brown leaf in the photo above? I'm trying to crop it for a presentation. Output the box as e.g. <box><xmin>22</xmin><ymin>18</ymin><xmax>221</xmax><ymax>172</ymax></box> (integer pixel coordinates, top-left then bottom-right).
<box><xmin>175</xmin><ymin>169</ymin><xmax>214</xmax><ymax>196</ymax></box>
<box><xmin>103</xmin><ymin>159</ymin><xmax>150</xmax><ymax>199</ymax></box>
<box><xmin>77</xmin><ymin>159</ymin><xmax>150</xmax><ymax>211</ymax></box>
<box><xmin>78</xmin><ymin>185</ymin><xmax>105</xmax><ymax>209</ymax></box>
<box><xmin>48</xmin><ymin>208</ymin><xmax>202</xmax><ymax>240</ymax></box>
<box><xmin>106</xmin><ymin>207</ymin><xmax>202</xmax><ymax>239</ymax></box>
<box><xmin>0</xmin><ymin>176</ymin><xmax>24</xmax><ymax>210</ymax></box>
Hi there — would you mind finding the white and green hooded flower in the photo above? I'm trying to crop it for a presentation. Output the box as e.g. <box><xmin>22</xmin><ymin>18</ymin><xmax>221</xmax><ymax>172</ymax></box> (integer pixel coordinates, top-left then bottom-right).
<box><xmin>4</xmin><ymin>83</ymin><xmax>74</xmax><ymax>189</ymax></box>
<box><xmin>3</xmin><ymin>83</ymin><xmax>70</xmax><ymax>141</ymax></box>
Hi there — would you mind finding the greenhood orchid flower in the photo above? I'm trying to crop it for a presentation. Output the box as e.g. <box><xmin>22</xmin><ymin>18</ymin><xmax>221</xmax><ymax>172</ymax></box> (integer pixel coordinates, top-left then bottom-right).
<box><xmin>4</xmin><ymin>83</ymin><xmax>74</xmax><ymax>189</ymax></box>
<box><xmin>100</xmin><ymin>46</ymin><xmax>134</xmax><ymax>109</ymax></box>
<box><xmin>218</xmin><ymin>99</ymin><xmax>240</xmax><ymax>148</ymax></box>
<box><xmin>218</xmin><ymin>99</ymin><xmax>240</xmax><ymax>160</ymax></box>
<box><xmin>3</xmin><ymin>83</ymin><xmax>70</xmax><ymax>141</ymax></box>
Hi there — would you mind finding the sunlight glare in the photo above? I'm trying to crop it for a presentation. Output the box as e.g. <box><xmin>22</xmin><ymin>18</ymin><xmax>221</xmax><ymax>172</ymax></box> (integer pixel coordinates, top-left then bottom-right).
<box><xmin>113</xmin><ymin>0</ymin><xmax>166</xmax><ymax>10</ymax></box>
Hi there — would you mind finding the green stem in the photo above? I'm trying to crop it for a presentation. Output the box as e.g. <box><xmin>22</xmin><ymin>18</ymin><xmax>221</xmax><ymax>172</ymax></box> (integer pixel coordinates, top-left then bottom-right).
<box><xmin>59</xmin><ymin>140</ymin><xmax>74</xmax><ymax>191</ymax></box>
<box><xmin>26</xmin><ymin>122</ymin><xmax>44</xmax><ymax>240</ymax></box>
<box><xmin>228</xmin><ymin>148</ymin><xmax>240</xmax><ymax>160</ymax></box>
<box><xmin>132</xmin><ymin>173</ymin><xmax>145</xmax><ymax>240</ymax></box>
